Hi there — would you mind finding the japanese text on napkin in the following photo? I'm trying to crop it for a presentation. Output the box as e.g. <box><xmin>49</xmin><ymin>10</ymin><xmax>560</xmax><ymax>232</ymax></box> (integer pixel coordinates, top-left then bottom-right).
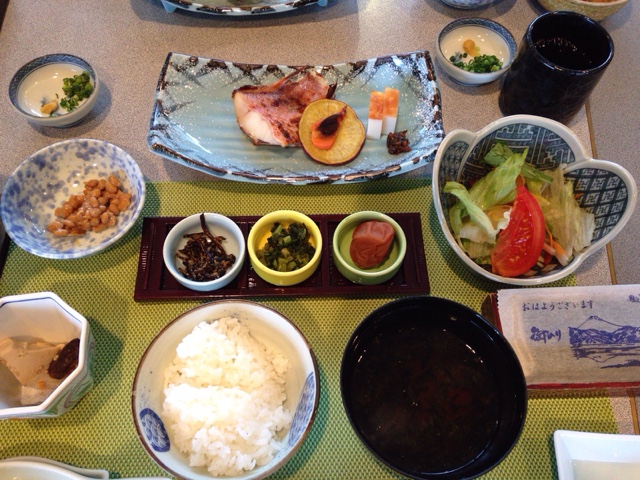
<box><xmin>498</xmin><ymin>284</ymin><xmax>640</xmax><ymax>386</ymax></box>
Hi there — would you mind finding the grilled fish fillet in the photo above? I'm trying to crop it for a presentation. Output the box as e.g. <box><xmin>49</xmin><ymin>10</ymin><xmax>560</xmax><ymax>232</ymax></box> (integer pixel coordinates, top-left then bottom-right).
<box><xmin>232</xmin><ymin>68</ymin><xmax>335</xmax><ymax>147</ymax></box>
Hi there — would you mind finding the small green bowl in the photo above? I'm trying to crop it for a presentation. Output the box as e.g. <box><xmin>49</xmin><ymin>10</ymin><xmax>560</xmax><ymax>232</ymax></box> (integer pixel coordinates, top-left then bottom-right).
<box><xmin>332</xmin><ymin>211</ymin><xmax>406</xmax><ymax>285</ymax></box>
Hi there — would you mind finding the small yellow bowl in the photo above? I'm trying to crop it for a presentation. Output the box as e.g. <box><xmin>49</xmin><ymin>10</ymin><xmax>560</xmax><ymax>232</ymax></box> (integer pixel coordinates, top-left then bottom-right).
<box><xmin>247</xmin><ymin>210</ymin><xmax>322</xmax><ymax>286</ymax></box>
<box><xmin>332</xmin><ymin>211</ymin><xmax>407</xmax><ymax>286</ymax></box>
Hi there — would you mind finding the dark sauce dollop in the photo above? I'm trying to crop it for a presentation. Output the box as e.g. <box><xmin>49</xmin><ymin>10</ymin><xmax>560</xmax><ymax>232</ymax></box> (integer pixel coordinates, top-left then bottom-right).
<box><xmin>347</xmin><ymin>320</ymin><xmax>501</xmax><ymax>475</ymax></box>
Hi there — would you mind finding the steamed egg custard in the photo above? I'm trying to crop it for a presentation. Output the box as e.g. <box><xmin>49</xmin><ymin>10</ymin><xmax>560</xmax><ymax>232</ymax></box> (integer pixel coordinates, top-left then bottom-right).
<box><xmin>17</xmin><ymin>63</ymin><xmax>91</xmax><ymax>117</ymax></box>
<box><xmin>441</xmin><ymin>25</ymin><xmax>511</xmax><ymax>71</ymax></box>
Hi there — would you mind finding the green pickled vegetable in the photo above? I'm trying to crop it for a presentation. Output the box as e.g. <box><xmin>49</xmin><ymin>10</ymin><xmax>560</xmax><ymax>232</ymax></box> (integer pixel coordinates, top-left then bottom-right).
<box><xmin>257</xmin><ymin>221</ymin><xmax>316</xmax><ymax>272</ymax></box>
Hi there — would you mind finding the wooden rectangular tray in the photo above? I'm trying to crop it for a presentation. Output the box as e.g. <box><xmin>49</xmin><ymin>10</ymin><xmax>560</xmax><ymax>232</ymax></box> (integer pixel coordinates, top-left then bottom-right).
<box><xmin>134</xmin><ymin>213</ymin><xmax>430</xmax><ymax>301</ymax></box>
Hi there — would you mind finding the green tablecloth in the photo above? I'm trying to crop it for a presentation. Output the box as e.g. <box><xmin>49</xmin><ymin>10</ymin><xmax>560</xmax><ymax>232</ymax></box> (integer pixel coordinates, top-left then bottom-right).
<box><xmin>0</xmin><ymin>178</ymin><xmax>618</xmax><ymax>479</ymax></box>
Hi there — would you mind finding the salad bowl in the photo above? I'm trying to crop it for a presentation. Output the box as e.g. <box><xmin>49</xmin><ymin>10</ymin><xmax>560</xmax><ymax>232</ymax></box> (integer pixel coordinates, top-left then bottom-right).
<box><xmin>433</xmin><ymin>114</ymin><xmax>637</xmax><ymax>285</ymax></box>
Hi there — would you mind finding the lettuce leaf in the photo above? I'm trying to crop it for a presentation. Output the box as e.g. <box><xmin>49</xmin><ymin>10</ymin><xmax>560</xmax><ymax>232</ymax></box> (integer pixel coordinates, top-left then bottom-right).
<box><xmin>483</xmin><ymin>142</ymin><xmax>553</xmax><ymax>185</ymax></box>
<box><xmin>541</xmin><ymin>168</ymin><xmax>595</xmax><ymax>256</ymax></box>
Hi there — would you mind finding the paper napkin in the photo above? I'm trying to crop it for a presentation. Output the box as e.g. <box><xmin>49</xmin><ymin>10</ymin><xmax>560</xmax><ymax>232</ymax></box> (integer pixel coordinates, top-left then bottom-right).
<box><xmin>497</xmin><ymin>284</ymin><xmax>640</xmax><ymax>387</ymax></box>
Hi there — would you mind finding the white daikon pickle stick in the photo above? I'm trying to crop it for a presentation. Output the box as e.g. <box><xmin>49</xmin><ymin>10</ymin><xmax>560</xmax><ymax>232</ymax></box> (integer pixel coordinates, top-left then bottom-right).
<box><xmin>381</xmin><ymin>87</ymin><xmax>399</xmax><ymax>135</ymax></box>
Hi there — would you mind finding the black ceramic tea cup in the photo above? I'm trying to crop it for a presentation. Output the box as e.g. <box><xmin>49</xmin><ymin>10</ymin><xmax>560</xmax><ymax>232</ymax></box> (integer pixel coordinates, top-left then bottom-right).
<box><xmin>499</xmin><ymin>11</ymin><xmax>614</xmax><ymax>125</ymax></box>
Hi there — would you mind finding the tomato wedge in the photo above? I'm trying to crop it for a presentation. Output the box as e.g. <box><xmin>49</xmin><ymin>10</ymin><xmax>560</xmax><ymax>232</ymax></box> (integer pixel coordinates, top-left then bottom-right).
<box><xmin>491</xmin><ymin>185</ymin><xmax>545</xmax><ymax>277</ymax></box>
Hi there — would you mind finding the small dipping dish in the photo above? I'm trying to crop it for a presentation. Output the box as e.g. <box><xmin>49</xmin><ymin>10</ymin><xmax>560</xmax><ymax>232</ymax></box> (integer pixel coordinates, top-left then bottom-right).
<box><xmin>247</xmin><ymin>210</ymin><xmax>322</xmax><ymax>287</ymax></box>
<box><xmin>437</xmin><ymin>18</ymin><xmax>516</xmax><ymax>86</ymax></box>
<box><xmin>332</xmin><ymin>211</ymin><xmax>406</xmax><ymax>286</ymax></box>
<box><xmin>9</xmin><ymin>54</ymin><xmax>99</xmax><ymax>127</ymax></box>
<box><xmin>163</xmin><ymin>213</ymin><xmax>245</xmax><ymax>292</ymax></box>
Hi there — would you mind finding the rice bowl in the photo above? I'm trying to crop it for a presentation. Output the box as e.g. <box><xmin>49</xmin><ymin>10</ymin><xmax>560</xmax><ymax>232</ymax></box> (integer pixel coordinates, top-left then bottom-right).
<box><xmin>163</xmin><ymin>317</ymin><xmax>292</xmax><ymax>476</ymax></box>
<box><xmin>132</xmin><ymin>300</ymin><xmax>319</xmax><ymax>480</ymax></box>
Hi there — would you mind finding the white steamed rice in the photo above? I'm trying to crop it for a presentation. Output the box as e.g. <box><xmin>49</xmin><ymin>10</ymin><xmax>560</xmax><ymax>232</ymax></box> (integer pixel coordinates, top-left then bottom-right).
<box><xmin>163</xmin><ymin>316</ymin><xmax>292</xmax><ymax>477</ymax></box>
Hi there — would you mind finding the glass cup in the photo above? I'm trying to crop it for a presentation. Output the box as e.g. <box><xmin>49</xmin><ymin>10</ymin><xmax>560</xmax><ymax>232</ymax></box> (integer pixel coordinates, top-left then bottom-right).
<box><xmin>498</xmin><ymin>11</ymin><xmax>614</xmax><ymax>125</ymax></box>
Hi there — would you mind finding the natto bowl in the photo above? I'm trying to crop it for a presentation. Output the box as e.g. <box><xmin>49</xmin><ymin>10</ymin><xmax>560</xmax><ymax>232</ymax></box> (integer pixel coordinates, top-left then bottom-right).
<box><xmin>1</xmin><ymin>139</ymin><xmax>145</xmax><ymax>259</ymax></box>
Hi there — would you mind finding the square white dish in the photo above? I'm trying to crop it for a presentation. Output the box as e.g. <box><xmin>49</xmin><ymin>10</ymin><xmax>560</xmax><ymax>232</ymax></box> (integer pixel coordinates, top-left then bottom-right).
<box><xmin>554</xmin><ymin>430</ymin><xmax>640</xmax><ymax>479</ymax></box>
<box><xmin>147</xmin><ymin>51</ymin><xmax>443</xmax><ymax>184</ymax></box>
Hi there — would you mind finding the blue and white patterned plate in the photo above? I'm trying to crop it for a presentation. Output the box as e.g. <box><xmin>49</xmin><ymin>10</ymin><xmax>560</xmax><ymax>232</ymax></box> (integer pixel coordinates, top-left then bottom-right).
<box><xmin>440</xmin><ymin>0</ymin><xmax>500</xmax><ymax>9</ymax></box>
<box><xmin>433</xmin><ymin>114</ymin><xmax>637</xmax><ymax>285</ymax></box>
<box><xmin>1</xmin><ymin>139</ymin><xmax>146</xmax><ymax>259</ymax></box>
<box><xmin>147</xmin><ymin>51</ymin><xmax>444</xmax><ymax>184</ymax></box>
<box><xmin>158</xmin><ymin>0</ymin><xmax>328</xmax><ymax>15</ymax></box>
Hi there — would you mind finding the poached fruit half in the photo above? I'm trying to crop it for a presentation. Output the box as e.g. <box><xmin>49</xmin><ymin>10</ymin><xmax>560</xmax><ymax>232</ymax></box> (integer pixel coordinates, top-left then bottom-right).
<box><xmin>299</xmin><ymin>99</ymin><xmax>365</xmax><ymax>165</ymax></box>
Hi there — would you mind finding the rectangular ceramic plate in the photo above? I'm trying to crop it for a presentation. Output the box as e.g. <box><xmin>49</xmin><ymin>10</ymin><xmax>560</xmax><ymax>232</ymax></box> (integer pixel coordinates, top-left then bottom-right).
<box><xmin>134</xmin><ymin>213</ymin><xmax>429</xmax><ymax>300</ymax></box>
<box><xmin>147</xmin><ymin>51</ymin><xmax>443</xmax><ymax>184</ymax></box>
<box><xmin>554</xmin><ymin>430</ymin><xmax>640</xmax><ymax>480</ymax></box>
<box><xmin>158</xmin><ymin>0</ymin><xmax>328</xmax><ymax>15</ymax></box>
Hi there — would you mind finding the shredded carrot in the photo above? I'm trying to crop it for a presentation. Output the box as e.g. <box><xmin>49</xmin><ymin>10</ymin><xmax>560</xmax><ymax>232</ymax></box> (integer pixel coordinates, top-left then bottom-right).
<box><xmin>552</xmin><ymin>237</ymin><xmax>568</xmax><ymax>258</ymax></box>
<box><xmin>546</xmin><ymin>225</ymin><xmax>570</xmax><ymax>266</ymax></box>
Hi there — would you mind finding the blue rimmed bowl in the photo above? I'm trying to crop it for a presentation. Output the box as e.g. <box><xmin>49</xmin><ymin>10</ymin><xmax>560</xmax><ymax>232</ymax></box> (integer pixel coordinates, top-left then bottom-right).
<box><xmin>1</xmin><ymin>139</ymin><xmax>145</xmax><ymax>259</ymax></box>
<box><xmin>436</xmin><ymin>18</ymin><xmax>516</xmax><ymax>86</ymax></box>
<box><xmin>433</xmin><ymin>114</ymin><xmax>637</xmax><ymax>285</ymax></box>
<box><xmin>9</xmin><ymin>54</ymin><xmax>99</xmax><ymax>128</ymax></box>
<box><xmin>440</xmin><ymin>0</ymin><xmax>503</xmax><ymax>9</ymax></box>
<box><xmin>131</xmin><ymin>299</ymin><xmax>319</xmax><ymax>480</ymax></box>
